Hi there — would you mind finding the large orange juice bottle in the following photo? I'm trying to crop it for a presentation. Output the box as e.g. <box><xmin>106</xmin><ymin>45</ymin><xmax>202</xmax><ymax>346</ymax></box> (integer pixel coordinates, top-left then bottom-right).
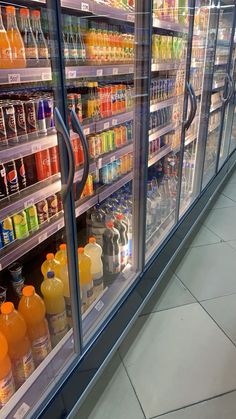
<box><xmin>41</xmin><ymin>253</ymin><xmax>61</xmax><ymax>279</ymax></box>
<box><xmin>41</xmin><ymin>271</ymin><xmax>68</xmax><ymax>347</ymax></box>
<box><xmin>0</xmin><ymin>331</ymin><xmax>15</xmax><ymax>408</ymax></box>
<box><xmin>78</xmin><ymin>247</ymin><xmax>93</xmax><ymax>313</ymax></box>
<box><xmin>18</xmin><ymin>286</ymin><xmax>51</xmax><ymax>367</ymax></box>
<box><xmin>6</xmin><ymin>5</ymin><xmax>26</xmax><ymax>68</ymax></box>
<box><xmin>0</xmin><ymin>302</ymin><xmax>34</xmax><ymax>389</ymax></box>
<box><xmin>0</xmin><ymin>6</ymin><xmax>13</xmax><ymax>69</ymax></box>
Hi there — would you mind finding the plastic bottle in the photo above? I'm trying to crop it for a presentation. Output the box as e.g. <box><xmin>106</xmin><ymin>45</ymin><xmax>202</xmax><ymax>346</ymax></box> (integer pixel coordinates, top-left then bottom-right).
<box><xmin>55</xmin><ymin>244</ymin><xmax>72</xmax><ymax>327</ymax></box>
<box><xmin>0</xmin><ymin>331</ymin><xmax>15</xmax><ymax>408</ymax></box>
<box><xmin>18</xmin><ymin>8</ymin><xmax>38</xmax><ymax>66</ymax></box>
<box><xmin>84</xmin><ymin>238</ymin><xmax>103</xmax><ymax>299</ymax></box>
<box><xmin>103</xmin><ymin>221</ymin><xmax>121</xmax><ymax>274</ymax></box>
<box><xmin>6</xmin><ymin>5</ymin><xmax>26</xmax><ymax>68</ymax></box>
<box><xmin>31</xmin><ymin>10</ymin><xmax>49</xmax><ymax>62</ymax></box>
<box><xmin>0</xmin><ymin>302</ymin><xmax>34</xmax><ymax>388</ymax></box>
<box><xmin>78</xmin><ymin>248</ymin><xmax>93</xmax><ymax>313</ymax></box>
<box><xmin>41</xmin><ymin>271</ymin><xmax>68</xmax><ymax>347</ymax></box>
<box><xmin>114</xmin><ymin>213</ymin><xmax>128</xmax><ymax>269</ymax></box>
<box><xmin>41</xmin><ymin>253</ymin><xmax>61</xmax><ymax>279</ymax></box>
<box><xmin>18</xmin><ymin>286</ymin><xmax>51</xmax><ymax>367</ymax></box>
<box><xmin>124</xmin><ymin>208</ymin><xmax>132</xmax><ymax>261</ymax></box>
<box><xmin>0</xmin><ymin>6</ymin><xmax>13</xmax><ymax>69</ymax></box>
<box><xmin>55</xmin><ymin>243</ymin><xmax>67</xmax><ymax>266</ymax></box>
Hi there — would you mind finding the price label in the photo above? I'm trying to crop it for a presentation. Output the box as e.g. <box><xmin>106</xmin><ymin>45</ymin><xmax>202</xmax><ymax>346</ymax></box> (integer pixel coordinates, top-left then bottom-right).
<box><xmin>95</xmin><ymin>300</ymin><xmax>104</xmax><ymax>312</ymax></box>
<box><xmin>38</xmin><ymin>233</ymin><xmax>47</xmax><ymax>244</ymax></box>
<box><xmin>98</xmin><ymin>158</ymin><xmax>102</xmax><ymax>169</ymax></box>
<box><xmin>129</xmin><ymin>67</ymin><xmax>133</xmax><ymax>73</ymax></box>
<box><xmin>96</xmin><ymin>69</ymin><xmax>103</xmax><ymax>77</ymax></box>
<box><xmin>8</xmin><ymin>73</ymin><xmax>20</xmax><ymax>84</ymax></box>
<box><xmin>68</xmin><ymin>70</ymin><xmax>77</xmax><ymax>79</ymax></box>
<box><xmin>104</xmin><ymin>122</ymin><xmax>110</xmax><ymax>130</ymax></box>
<box><xmin>14</xmin><ymin>403</ymin><xmax>30</xmax><ymax>419</ymax></box>
<box><xmin>57</xmin><ymin>220</ymin><xmax>64</xmax><ymax>231</ymax></box>
<box><xmin>24</xmin><ymin>198</ymin><xmax>34</xmax><ymax>208</ymax></box>
<box><xmin>110</xmin><ymin>155</ymin><xmax>116</xmax><ymax>163</ymax></box>
<box><xmin>112</xmin><ymin>67</ymin><xmax>118</xmax><ymax>75</ymax></box>
<box><xmin>83</xmin><ymin>127</ymin><xmax>90</xmax><ymax>136</ymax></box>
<box><xmin>81</xmin><ymin>2</ymin><xmax>89</xmax><ymax>11</ymax></box>
<box><xmin>127</xmin><ymin>13</ymin><xmax>135</xmax><ymax>22</ymax></box>
<box><xmin>42</xmin><ymin>73</ymin><xmax>51</xmax><ymax>81</ymax></box>
<box><xmin>32</xmin><ymin>143</ymin><xmax>42</xmax><ymax>153</ymax></box>
<box><xmin>112</xmin><ymin>119</ymin><xmax>117</xmax><ymax>126</ymax></box>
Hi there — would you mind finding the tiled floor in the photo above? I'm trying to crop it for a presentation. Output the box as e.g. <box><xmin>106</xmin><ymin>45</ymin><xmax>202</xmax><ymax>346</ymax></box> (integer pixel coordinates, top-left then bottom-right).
<box><xmin>75</xmin><ymin>171</ymin><xmax>236</xmax><ymax>419</ymax></box>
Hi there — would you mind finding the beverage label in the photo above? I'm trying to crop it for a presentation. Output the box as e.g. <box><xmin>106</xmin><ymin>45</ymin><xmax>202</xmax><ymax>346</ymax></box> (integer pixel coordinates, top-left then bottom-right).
<box><xmin>0</xmin><ymin>48</ymin><xmax>11</xmax><ymax>60</ymax></box>
<box><xmin>81</xmin><ymin>283</ymin><xmax>93</xmax><ymax>307</ymax></box>
<box><xmin>3</xmin><ymin>105</ymin><xmax>17</xmax><ymax>142</ymax></box>
<box><xmin>38</xmin><ymin>47</ymin><xmax>49</xmax><ymax>60</ymax></box>
<box><xmin>32</xmin><ymin>334</ymin><xmax>52</xmax><ymax>366</ymax></box>
<box><xmin>17</xmin><ymin>48</ymin><xmax>26</xmax><ymax>60</ymax></box>
<box><xmin>47</xmin><ymin>310</ymin><xmax>68</xmax><ymax>346</ymax></box>
<box><xmin>0</xmin><ymin>370</ymin><xmax>15</xmax><ymax>408</ymax></box>
<box><xmin>25</xmin><ymin>47</ymin><xmax>38</xmax><ymax>60</ymax></box>
<box><xmin>12</xmin><ymin>350</ymin><xmax>34</xmax><ymax>387</ymax></box>
<box><xmin>104</xmin><ymin>254</ymin><xmax>121</xmax><ymax>274</ymax></box>
<box><xmin>13</xmin><ymin>212</ymin><xmax>29</xmax><ymax>240</ymax></box>
<box><xmin>11</xmin><ymin>278</ymin><xmax>24</xmax><ymax>298</ymax></box>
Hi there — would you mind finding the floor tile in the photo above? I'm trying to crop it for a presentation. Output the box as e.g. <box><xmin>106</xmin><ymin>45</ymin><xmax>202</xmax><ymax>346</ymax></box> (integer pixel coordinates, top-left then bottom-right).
<box><xmin>212</xmin><ymin>193</ymin><xmax>236</xmax><ymax>209</ymax></box>
<box><xmin>75</xmin><ymin>353</ymin><xmax>145</xmax><ymax>419</ymax></box>
<box><xmin>188</xmin><ymin>225</ymin><xmax>221</xmax><ymax>247</ymax></box>
<box><xmin>202</xmin><ymin>294</ymin><xmax>236</xmax><ymax>344</ymax></box>
<box><xmin>175</xmin><ymin>242</ymin><xmax>236</xmax><ymax>300</ymax></box>
<box><xmin>119</xmin><ymin>304</ymin><xmax>236</xmax><ymax>419</ymax></box>
<box><xmin>204</xmin><ymin>206</ymin><xmax>236</xmax><ymax>241</ymax></box>
<box><xmin>153</xmin><ymin>391</ymin><xmax>236</xmax><ymax>419</ymax></box>
<box><xmin>141</xmin><ymin>273</ymin><xmax>195</xmax><ymax>315</ymax></box>
<box><xmin>226</xmin><ymin>170</ymin><xmax>236</xmax><ymax>184</ymax></box>
<box><xmin>222</xmin><ymin>182</ymin><xmax>236</xmax><ymax>202</ymax></box>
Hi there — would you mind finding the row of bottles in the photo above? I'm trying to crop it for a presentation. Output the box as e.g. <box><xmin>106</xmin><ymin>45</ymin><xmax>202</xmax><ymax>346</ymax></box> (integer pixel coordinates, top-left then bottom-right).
<box><xmin>153</xmin><ymin>0</ymin><xmax>188</xmax><ymax>24</ymax></box>
<box><xmin>152</xmin><ymin>35</ymin><xmax>186</xmax><ymax>63</ymax></box>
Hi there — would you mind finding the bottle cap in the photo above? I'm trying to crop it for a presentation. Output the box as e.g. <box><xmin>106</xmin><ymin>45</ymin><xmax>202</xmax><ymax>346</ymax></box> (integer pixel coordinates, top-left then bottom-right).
<box><xmin>89</xmin><ymin>237</ymin><xmax>96</xmax><ymax>244</ymax></box>
<box><xmin>47</xmin><ymin>271</ymin><xmax>54</xmax><ymax>279</ymax></box>
<box><xmin>1</xmin><ymin>302</ymin><xmax>14</xmax><ymax>315</ymax></box>
<box><xmin>20</xmin><ymin>8</ymin><xmax>29</xmax><ymax>17</ymax></box>
<box><xmin>22</xmin><ymin>285</ymin><xmax>35</xmax><ymax>297</ymax></box>
<box><xmin>31</xmin><ymin>10</ymin><xmax>40</xmax><ymax>18</ymax></box>
<box><xmin>59</xmin><ymin>244</ymin><xmax>67</xmax><ymax>251</ymax></box>
<box><xmin>46</xmin><ymin>253</ymin><xmax>54</xmax><ymax>260</ymax></box>
<box><xmin>106</xmin><ymin>221</ymin><xmax>113</xmax><ymax>228</ymax></box>
<box><xmin>78</xmin><ymin>247</ymin><xmax>84</xmax><ymax>254</ymax></box>
<box><xmin>116</xmin><ymin>214</ymin><xmax>123</xmax><ymax>220</ymax></box>
<box><xmin>6</xmin><ymin>6</ymin><xmax>16</xmax><ymax>14</ymax></box>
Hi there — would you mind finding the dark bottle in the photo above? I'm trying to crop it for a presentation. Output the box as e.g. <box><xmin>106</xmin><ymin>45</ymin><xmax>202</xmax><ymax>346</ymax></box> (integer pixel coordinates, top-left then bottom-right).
<box><xmin>103</xmin><ymin>221</ymin><xmax>121</xmax><ymax>275</ymax></box>
<box><xmin>18</xmin><ymin>8</ymin><xmax>38</xmax><ymax>67</ymax></box>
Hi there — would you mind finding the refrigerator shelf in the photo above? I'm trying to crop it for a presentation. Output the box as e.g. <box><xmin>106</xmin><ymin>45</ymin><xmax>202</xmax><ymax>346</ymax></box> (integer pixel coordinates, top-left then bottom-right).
<box><xmin>0</xmin><ymin>67</ymin><xmax>52</xmax><ymax>85</ymax></box>
<box><xmin>149</xmin><ymin>122</ymin><xmax>180</xmax><ymax>142</ymax></box>
<box><xmin>97</xmin><ymin>142</ymin><xmax>133</xmax><ymax>167</ymax></box>
<box><xmin>61</xmin><ymin>0</ymin><xmax>135</xmax><ymax>22</ymax></box>
<box><xmin>210</xmin><ymin>102</ymin><xmax>222</xmax><ymax>113</ymax></box>
<box><xmin>150</xmin><ymin>95</ymin><xmax>183</xmax><ymax>113</ymax></box>
<box><xmin>76</xmin><ymin>111</ymin><xmax>134</xmax><ymax>137</ymax></box>
<box><xmin>98</xmin><ymin>171</ymin><xmax>133</xmax><ymax>202</ymax></box>
<box><xmin>152</xmin><ymin>61</ymin><xmax>185</xmax><ymax>72</ymax></box>
<box><xmin>152</xmin><ymin>17</ymin><xmax>188</xmax><ymax>34</ymax></box>
<box><xmin>66</xmin><ymin>64</ymin><xmax>134</xmax><ymax>79</ymax></box>
<box><xmin>148</xmin><ymin>145</ymin><xmax>172</xmax><ymax>167</ymax></box>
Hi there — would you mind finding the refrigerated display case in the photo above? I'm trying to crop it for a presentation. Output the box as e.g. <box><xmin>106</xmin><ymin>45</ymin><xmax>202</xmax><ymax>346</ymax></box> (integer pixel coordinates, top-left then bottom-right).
<box><xmin>0</xmin><ymin>0</ymin><xmax>236</xmax><ymax>418</ymax></box>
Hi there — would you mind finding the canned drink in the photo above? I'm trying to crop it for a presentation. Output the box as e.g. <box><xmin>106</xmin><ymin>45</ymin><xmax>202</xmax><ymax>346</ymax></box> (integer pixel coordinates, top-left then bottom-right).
<box><xmin>25</xmin><ymin>205</ymin><xmax>39</xmax><ymax>232</ymax></box>
<box><xmin>121</xmin><ymin>125</ymin><xmax>127</xmax><ymax>145</ymax></box>
<box><xmin>13</xmin><ymin>101</ymin><xmax>28</xmax><ymax>142</ymax></box>
<box><xmin>116</xmin><ymin>159</ymin><xmax>121</xmax><ymax>178</ymax></box>
<box><xmin>8</xmin><ymin>263</ymin><xmax>24</xmax><ymax>299</ymax></box>
<box><xmin>15</xmin><ymin>158</ymin><xmax>27</xmax><ymax>190</ymax></box>
<box><xmin>13</xmin><ymin>210</ymin><xmax>29</xmax><ymax>239</ymax></box>
<box><xmin>101</xmin><ymin>132</ymin><xmax>108</xmax><ymax>154</ymax></box>
<box><xmin>95</xmin><ymin>135</ymin><xmax>102</xmax><ymax>157</ymax></box>
<box><xmin>0</xmin><ymin>164</ymin><xmax>8</xmax><ymax>200</ymax></box>
<box><xmin>112</xmin><ymin>161</ymin><xmax>117</xmax><ymax>180</ymax></box>
<box><xmin>43</xmin><ymin>97</ymin><xmax>55</xmax><ymax>132</ymax></box>
<box><xmin>23</xmin><ymin>154</ymin><xmax>38</xmax><ymax>186</ymax></box>
<box><xmin>36</xmin><ymin>199</ymin><xmax>49</xmax><ymax>224</ymax></box>
<box><xmin>24</xmin><ymin>100</ymin><xmax>38</xmax><ymax>139</ymax></box>
<box><xmin>101</xmin><ymin>165</ymin><xmax>109</xmax><ymax>184</ymax></box>
<box><xmin>2</xmin><ymin>103</ymin><xmax>18</xmax><ymax>144</ymax></box>
<box><xmin>88</xmin><ymin>135</ymin><xmax>96</xmax><ymax>159</ymax></box>
<box><xmin>47</xmin><ymin>194</ymin><xmax>58</xmax><ymax>218</ymax></box>
<box><xmin>83</xmin><ymin>174</ymin><xmax>93</xmax><ymax>197</ymax></box>
<box><xmin>35</xmin><ymin>99</ymin><xmax>47</xmax><ymax>136</ymax></box>
<box><xmin>35</xmin><ymin>149</ymin><xmax>52</xmax><ymax>180</ymax></box>
<box><xmin>107</xmin><ymin>163</ymin><xmax>114</xmax><ymax>183</ymax></box>
<box><xmin>0</xmin><ymin>216</ymin><xmax>14</xmax><ymax>245</ymax></box>
<box><xmin>0</xmin><ymin>106</ymin><xmax>7</xmax><ymax>146</ymax></box>
<box><xmin>5</xmin><ymin>160</ymin><xmax>19</xmax><ymax>195</ymax></box>
<box><xmin>49</xmin><ymin>146</ymin><xmax>59</xmax><ymax>175</ymax></box>
<box><xmin>114</xmin><ymin>127</ymin><xmax>122</xmax><ymax>148</ymax></box>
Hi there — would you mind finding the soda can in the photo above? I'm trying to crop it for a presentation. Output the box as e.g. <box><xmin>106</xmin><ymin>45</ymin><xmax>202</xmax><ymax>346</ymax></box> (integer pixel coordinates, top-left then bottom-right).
<box><xmin>95</xmin><ymin>134</ymin><xmax>102</xmax><ymax>157</ymax></box>
<box><xmin>101</xmin><ymin>166</ymin><xmax>109</xmax><ymax>185</ymax></box>
<box><xmin>101</xmin><ymin>132</ymin><xmax>108</xmax><ymax>154</ymax></box>
<box><xmin>47</xmin><ymin>194</ymin><xmax>58</xmax><ymax>218</ymax></box>
<box><xmin>107</xmin><ymin>130</ymin><xmax>115</xmax><ymax>151</ymax></box>
<box><xmin>105</xmin><ymin>86</ymin><xmax>112</xmax><ymax>117</ymax></box>
<box><xmin>0</xmin><ymin>106</ymin><xmax>8</xmax><ymax>146</ymax></box>
<box><xmin>24</xmin><ymin>100</ymin><xmax>38</xmax><ymax>139</ymax></box>
<box><xmin>5</xmin><ymin>160</ymin><xmax>19</xmax><ymax>195</ymax></box>
<box><xmin>15</xmin><ymin>158</ymin><xmax>27</xmax><ymax>190</ymax></box>
<box><xmin>13</xmin><ymin>101</ymin><xmax>28</xmax><ymax>142</ymax></box>
<box><xmin>12</xmin><ymin>211</ymin><xmax>29</xmax><ymax>239</ymax></box>
<box><xmin>49</xmin><ymin>146</ymin><xmax>60</xmax><ymax>175</ymax></box>
<box><xmin>43</xmin><ymin>97</ymin><xmax>55</xmax><ymax>133</ymax></box>
<box><xmin>72</xmin><ymin>137</ymin><xmax>80</xmax><ymax>166</ymax></box>
<box><xmin>0</xmin><ymin>216</ymin><xmax>14</xmax><ymax>245</ymax></box>
<box><xmin>2</xmin><ymin>103</ymin><xmax>18</xmax><ymax>144</ymax></box>
<box><xmin>88</xmin><ymin>135</ymin><xmax>96</xmax><ymax>159</ymax></box>
<box><xmin>114</xmin><ymin>127</ymin><xmax>122</xmax><ymax>148</ymax></box>
<box><xmin>0</xmin><ymin>164</ymin><xmax>8</xmax><ymax>200</ymax></box>
<box><xmin>35</xmin><ymin>99</ymin><xmax>47</xmax><ymax>136</ymax></box>
<box><xmin>126</xmin><ymin>121</ymin><xmax>133</xmax><ymax>142</ymax></box>
<box><xmin>36</xmin><ymin>199</ymin><xmax>49</xmax><ymax>224</ymax></box>
<box><xmin>23</xmin><ymin>154</ymin><xmax>37</xmax><ymax>186</ymax></box>
<box><xmin>25</xmin><ymin>205</ymin><xmax>39</xmax><ymax>232</ymax></box>
<box><xmin>83</xmin><ymin>174</ymin><xmax>93</xmax><ymax>197</ymax></box>
<box><xmin>35</xmin><ymin>149</ymin><xmax>52</xmax><ymax>181</ymax></box>
<box><xmin>57</xmin><ymin>192</ymin><xmax>63</xmax><ymax>212</ymax></box>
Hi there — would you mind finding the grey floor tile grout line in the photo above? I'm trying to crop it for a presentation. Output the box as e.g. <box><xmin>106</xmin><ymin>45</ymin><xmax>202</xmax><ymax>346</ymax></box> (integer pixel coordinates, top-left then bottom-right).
<box><xmin>117</xmin><ymin>351</ymin><xmax>147</xmax><ymax>419</ymax></box>
<box><xmin>199</xmin><ymin>289</ymin><xmax>236</xmax><ymax>303</ymax></box>
<box><xmin>221</xmin><ymin>192</ymin><xmax>236</xmax><ymax>203</ymax></box>
<box><xmin>201</xmin><ymin>223</ymin><xmax>225</xmax><ymax>241</ymax></box>
<box><xmin>139</xmin><ymin>300</ymin><xmax>196</xmax><ymax>317</ymax></box>
<box><xmin>148</xmin><ymin>388</ymin><xmax>236</xmax><ymax>419</ymax></box>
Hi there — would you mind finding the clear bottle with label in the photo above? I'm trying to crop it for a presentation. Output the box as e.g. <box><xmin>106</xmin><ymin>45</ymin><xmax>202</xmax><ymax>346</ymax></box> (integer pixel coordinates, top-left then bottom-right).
<box><xmin>6</xmin><ymin>5</ymin><xmax>26</xmax><ymax>68</ymax></box>
<box><xmin>31</xmin><ymin>9</ymin><xmax>49</xmax><ymax>65</ymax></box>
<box><xmin>18</xmin><ymin>8</ymin><xmax>38</xmax><ymax>67</ymax></box>
<box><xmin>0</xmin><ymin>6</ymin><xmax>13</xmax><ymax>69</ymax></box>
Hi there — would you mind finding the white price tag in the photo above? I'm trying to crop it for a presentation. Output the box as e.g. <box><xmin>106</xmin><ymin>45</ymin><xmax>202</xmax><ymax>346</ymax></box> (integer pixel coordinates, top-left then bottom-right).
<box><xmin>112</xmin><ymin>67</ymin><xmax>118</xmax><ymax>75</ymax></box>
<box><xmin>42</xmin><ymin>72</ymin><xmax>51</xmax><ymax>81</ymax></box>
<box><xmin>32</xmin><ymin>143</ymin><xmax>42</xmax><ymax>153</ymax></box>
<box><xmin>96</xmin><ymin>69</ymin><xmax>103</xmax><ymax>77</ymax></box>
<box><xmin>14</xmin><ymin>403</ymin><xmax>30</xmax><ymax>419</ymax></box>
<box><xmin>104</xmin><ymin>122</ymin><xmax>110</xmax><ymax>130</ymax></box>
<box><xmin>68</xmin><ymin>70</ymin><xmax>77</xmax><ymax>79</ymax></box>
<box><xmin>95</xmin><ymin>300</ymin><xmax>104</xmax><ymax>312</ymax></box>
<box><xmin>127</xmin><ymin>13</ymin><xmax>135</xmax><ymax>22</ymax></box>
<box><xmin>98</xmin><ymin>158</ymin><xmax>102</xmax><ymax>169</ymax></box>
<box><xmin>81</xmin><ymin>2</ymin><xmax>89</xmax><ymax>11</ymax></box>
<box><xmin>129</xmin><ymin>67</ymin><xmax>133</xmax><ymax>73</ymax></box>
<box><xmin>112</xmin><ymin>119</ymin><xmax>117</xmax><ymax>126</ymax></box>
<box><xmin>83</xmin><ymin>127</ymin><xmax>90</xmax><ymax>136</ymax></box>
<box><xmin>38</xmin><ymin>233</ymin><xmax>47</xmax><ymax>244</ymax></box>
<box><xmin>24</xmin><ymin>198</ymin><xmax>34</xmax><ymax>208</ymax></box>
<box><xmin>57</xmin><ymin>220</ymin><xmax>64</xmax><ymax>231</ymax></box>
<box><xmin>8</xmin><ymin>73</ymin><xmax>20</xmax><ymax>84</ymax></box>
<box><xmin>110</xmin><ymin>155</ymin><xmax>116</xmax><ymax>163</ymax></box>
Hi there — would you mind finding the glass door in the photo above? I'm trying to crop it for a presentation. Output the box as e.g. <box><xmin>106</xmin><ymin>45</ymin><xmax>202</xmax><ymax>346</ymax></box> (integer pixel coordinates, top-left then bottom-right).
<box><xmin>0</xmin><ymin>1</ymin><xmax>80</xmax><ymax>417</ymax></box>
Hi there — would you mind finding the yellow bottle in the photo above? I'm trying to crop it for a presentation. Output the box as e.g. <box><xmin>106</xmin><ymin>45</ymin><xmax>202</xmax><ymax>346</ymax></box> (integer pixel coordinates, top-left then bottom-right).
<box><xmin>78</xmin><ymin>247</ymin><xmax>93</xmax><ymax>314</ymax></box>
<box><xmin>55</xmin><ymin>243</ymin><xmax>67</xmax><ymax>266</ymax></box>
<box><xmin>41</xmin><ymin>253</ymin><xmax>61</xmax><ymax>279</ymax></box>
<box><xmin>40</xmin><ymin>271</ymin><xmax>68</xmax><ymax>347</ymax></box>
<box><xmin>55</xmin><ymin>245</ymin><xmax>73</xmax><ymax>328</ymax></box>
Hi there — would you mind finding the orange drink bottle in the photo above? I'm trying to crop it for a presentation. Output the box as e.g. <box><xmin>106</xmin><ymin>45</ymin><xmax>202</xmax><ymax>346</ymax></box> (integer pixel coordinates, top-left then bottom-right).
<box><xmin>0</xmin><ymin>302</ymin><xmax>34</xmax><ymax>389</ymax></box>
<box><xmin>41</xmin><ymin>253</ymin><xmax>61</xmax><ymax>279</ymax></box>
<box><xmin>78</xmin><ymin>247</ymin><xmax>93</xmax><ymax>313</ymax></box>
<box><xmin>0</xmin><ymin>331</ymin><xmax>15</xmax><ymax>407</ymax></box>
<box><xmin>6</xmin><ymin>5</ymin><xmax>26</xmax><ymax>68</ymax></box>
<box><xmin>0</xmin><ymin>6</ymin><xmax>13</xmax><ymax>69</ymax></box>
<box><xmin>18</xmin><ymin>286</ymin><xmax>51</xmax><ymax>367</ymax></box>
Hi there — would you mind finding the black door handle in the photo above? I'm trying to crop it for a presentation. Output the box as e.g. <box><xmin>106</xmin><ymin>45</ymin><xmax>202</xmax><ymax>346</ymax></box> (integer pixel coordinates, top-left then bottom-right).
<box><xmin>71</xmin><ymin>109</ymin><xmax>89</xmax><ymax>201</ymax></box>
<box><xmin>228</xmin><ymin>73</ymin><xmax>234</xmax><ymax>103</ymax></box>
<box><xmin>184</xmin><ymin>82</ymin><xmax>196</xmax><ymax>130</ymax></box>
<box><xmin>222</xmin><ymin>73</ymin><xmax>232</xmax><ymax>105</ymax></box>
<box><xmin>54</xmin><ymin>107</ymin><xmax>75</xmax><ymax>203</ymax></box>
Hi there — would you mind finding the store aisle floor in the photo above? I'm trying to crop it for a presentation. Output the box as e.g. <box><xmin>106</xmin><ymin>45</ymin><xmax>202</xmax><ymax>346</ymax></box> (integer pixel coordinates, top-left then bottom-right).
<box><xmin>76</xmin><ymin>169</ymin><xmax>236</xmax><ymax>419</ymax></box>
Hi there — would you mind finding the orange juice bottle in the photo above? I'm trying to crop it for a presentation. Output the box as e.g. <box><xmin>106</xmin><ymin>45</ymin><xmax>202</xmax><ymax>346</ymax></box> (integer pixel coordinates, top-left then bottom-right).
<box><xmin>85</xmin><ymin>22</ymin><xmax>96</xmax><ymax>62</ymax></box>
<box><xmin>41</xmin><ymin>253</ymin><xmax>61</xmax><ymax>279</ymax></box>
<box><xmin>0</xmin><ymin>6</ymin><xmax>13</xmax><ymax>69</ymax></box>
<box><xmin>78</xmin><ymin>247</ymin><xmax>93</xmax><ymax>313</ymax></box>
<box><xmin>6</xmin><ymin>5</ymin><xmax>26</xmax><ymax>68</ymax></box>
<box><xmin>55</xmin><ymin>243</ymin><xmax>67</xmax><ymax>266</ymax></box>
<box><xmin>0</xmin><ymin>331</ymin><xmax>15</xmax><ymax>408</ymax></box>
<box><xmin>0</xmin><ymin>302</ymin><xmax>34</xmax><ymax>388</ymax></box>
<box><xmin>18</xmin><ymin>286</ymin><xmax>51</xmax><ymax>367</ymax></box>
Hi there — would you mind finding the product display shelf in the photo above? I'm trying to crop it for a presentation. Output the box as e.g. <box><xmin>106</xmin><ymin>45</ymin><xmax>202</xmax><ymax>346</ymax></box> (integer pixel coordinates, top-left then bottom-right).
<box><xmin>66</xmin><ymin>64</ymin><xmax>134</xmax><ymax>79</ymax></box>
<box><xmin>0</xmin><ymin>67</ymin><xmax>52</xmax><ymax>85</ymax></box>
<box><xmin>152</xmin><ymin>17</ymin><xmax>188</xmax><ymax>34</ymax></box>
<box><xmin>149</xmin><ymin>122</ymin><xmax>180</xmax><ymax>142</ymax></box>
<box><xmin>209</xmin><ymin>123</ymin><xmax>220</xmax><ymax>134</ymax></box>
<box><xmin>150</xmin><ymin>95</ymin><xmax>183</xmax><ymax>113</ymax></box>
<box><xmin>146</xmin><ymin>208</ymin><xmax>175</xmax><ymax>258</ymax></box>
<box><xmin>148</xmin><ymin>144</ymin><xmax>172</xmax><ymax>167</ymax></box>
<box><xmin>61</xmin><ymin>0</ymin><xmax>135</xmax><ymax>23</ymax></box>
<box><xmin>210</xmin><ymin>101</ymin><xmax>222</xmax><ymax>113</ymax></box>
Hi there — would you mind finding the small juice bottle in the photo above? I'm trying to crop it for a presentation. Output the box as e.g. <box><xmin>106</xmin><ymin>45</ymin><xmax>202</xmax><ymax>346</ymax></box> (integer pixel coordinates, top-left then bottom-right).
<box><xmin>18</xmin><ymin>286</ymin><xmax>51</xmax><ymax>367</ymax></box>
<box><xmin>0</xmin><ymin>331</ymin><xmax>15</xmax><ymax>407</ymax></box>
<box><xmin>6</xmin><ymin>5</ymin><xmax>26</xmax><ymax>68</ymax></box>
<box><xmin>41</xmin><ymin>253</ymin><xmax>61</xmax><ymax>279</ymax></box>
<box><xmin>0</xmin><ymin>6</ymin><xmax>13</xmax><ymax>69</ymax></box>
<box><xmin>78</xmin><ymin>247</ymin><xmax>93</xmax><ymax>313</ymax></box>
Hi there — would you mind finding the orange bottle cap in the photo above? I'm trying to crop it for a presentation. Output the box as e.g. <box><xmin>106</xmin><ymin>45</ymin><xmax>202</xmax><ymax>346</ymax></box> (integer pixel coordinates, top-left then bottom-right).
<box><xmin>59</xmin><ymin>244</ymin><xmax>67</xmax><ymax>251</ymax></box>
<box><xmin>78</xmin><ymin>247</ymin><xmax>84</xmax><ymax>254</ymax></box>
<box><xmin>31</xmin><ymin>10</ymin><xmax>40</xmax><ymax>17</ymax></box>
<box><xmin>20</xmin><ymin>8</ymin><xmax>29</xmax><ymax>17</ymax></box>
<box><xmin>22</xmin><ymin>285</ymin><xmax>35</xmax><ymax>297</ymax></box>
<box><xmin>46</xmin><ymin>253</ymin><xmax>54</xmax><ymax>260</ymax></box>
<box><xmin>1</xmin><ymin>302</ymin><xmax>14</xmax><ymax>315</ymax></box>
<box><xmin>89</xmin><ymin>237</ymin><xmax>96</xmax><ymax>244</ymax></box>
<box><xmin>6</xmin><ymin>6</ymin><xmax>16</xmax><ymax>14</ymax></box>
<box><xmin>106</xmin><ymin>221</ymin><xmax>113</xmax><ymax>228</ymax></box>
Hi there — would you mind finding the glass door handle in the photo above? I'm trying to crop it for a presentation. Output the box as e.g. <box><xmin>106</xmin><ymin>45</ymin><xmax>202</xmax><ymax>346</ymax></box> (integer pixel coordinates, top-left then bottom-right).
<box><xmin>222</xmin><ymin>73</ymin><xmax>233</xmax><ymax>105</ymax></box>
<box><xmin>71</xmin><ymin>109</ymin><xmax>89</xmax><ymax>200</ymax></box>
<box><xmin>228</xmin><ymin>73</ymin><xmax>234</xmax><ymax>103</ymax></box>
<box><xmin>54</xmin><ymin>107</ymin><xmax>75</xmax><ymax>202</ymax></box>
<box><xmin>184</xmin><ymin>82</ymin><xmax>196</xmax><ymax>130</ymax></box>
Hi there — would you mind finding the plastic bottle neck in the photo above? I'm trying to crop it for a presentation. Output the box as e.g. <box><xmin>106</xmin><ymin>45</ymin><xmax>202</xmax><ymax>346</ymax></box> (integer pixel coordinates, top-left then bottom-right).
<box><xmin>7</xmin><ymin>13</ymin><xmax>18</xmax><ymax>30</ymax></box>
<box><xmin>0</xmin><ymin>9</ymin><xmax>5</xmax><ymax>32</ymax></box>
